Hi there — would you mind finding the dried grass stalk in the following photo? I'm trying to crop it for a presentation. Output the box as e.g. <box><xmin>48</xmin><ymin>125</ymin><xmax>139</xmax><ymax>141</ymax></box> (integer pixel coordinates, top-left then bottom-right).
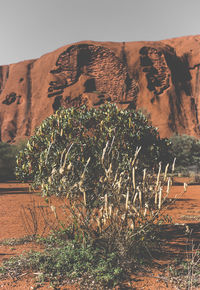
<box><xmin>96</xmin><ymin>218</ymin><xmax>101</xmax><ymax>233</ymax></box>
<box><xmin>132</xmin><ymin>167</ymin><xmax>136</xmax><ymax>192</ymax></box>
<box><xmin>172</xmin><ymin>157</ymin><xmax>176</xmax><ymax>173</ymax></box>
<box><xmin>154</xmin><ymin>185</ymin><xmax>158</xmax><ymax>206</ymax></box>
<box><xmin>83</xmin><ymin>191</ymin><xmax>87</xmax><ymax>206</ymax></box>
<box><xmin>145</xmin><ymin>202</ymin><xmax>149</xmax><ymax>217</ymax></box>
<box><xmin>109</xmin><ymin>205</ymin><xmax>112</xmax><ymax>218</ymax></box>
<box><xmin>133</xmin><ymin>191</ymin><xmax>138</xmax><ymax>205</ymax></box>
<box><xmin>158</xmin><ymin>187</ymin><xmax>163</xmax><ymax>210</ymax></box>
<box><xmin>105</xmin><ymin>163</ymin><xmax>112</xmax><ymax>178</ymax></box>
<box><xmin>81</xmin><ymin>157</ymin><xmax>91</xmax><ymax>179</ymax></box>
<box><xmin>164</xmin><ymin>163</ymin><xmax>169</xmax><ymax>181</ymax></box>
<box><xmin>184</xmin><ymin>182</ymin><xmax>188</xmax><ymax>193</ymax></box>
<box><xmin>166</xmin><ymin>177</ymin><xmax>171</xmax><ymax>195</ymax></box>
<box><xmin>101</xmin><ymin>141</ymin><xmax>109</xmax><ymax>165</ymax></box>
<box><xmin>155</xmin><ymin>163</ymin><xmax>162</xmax><ymax>205</ymax></box>
<box><xmin>105</xmin><ymin>194</ymin><xmax>108</xmax><ymax>217</ymax></box>
<box><xmin>156</xmin><ymin>162</ymin><xmax>162</xmax><ymax>189</ymax></box>
<box><xmin>125</xmin><ymin>189</ymin><xmax>129</xmax><ymax>211</ymax></box>
<box><xmin>59</xmin><ymin>143</ymin><xmax>74</xmax><ymax>174</ymax></box>
<box><xmin>138</xmin><ymin>186</ymin><xmax>142</xmax><ymax>207</ymax></box>
<box><xmin>108</xmin><ymin>135</ymin><xmax>115</xmax><ymax>156</ymax></box>
<box><xmin>131</xmin><ymin>146</ymin><xmax>141</xmax><ymax>167</ymax></box>
<box><xmin>143</xmin><ymin>169</ymin><xmax>146</xmax><ymax>186</ymax></box>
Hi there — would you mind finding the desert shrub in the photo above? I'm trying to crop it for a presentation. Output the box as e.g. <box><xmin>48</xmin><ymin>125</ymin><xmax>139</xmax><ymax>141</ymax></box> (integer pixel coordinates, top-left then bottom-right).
<box><xmin>169</xmin><ymin>134</ymin><xmax>200</xmax><ymax>174</ymax></box>
<box><xmin>0</xmin><ymin>148</ymin><xmax>174</xmax><ymax>288</ymax></box>
<box><xmin>16</xmin><ymin>103</ymin><xmax>170</xmax><ymax>198</ymax></box>
<box><xmin>13</xmin><ymin>103</ymin><xmax>174</xmax><ymax>287</ymax></box>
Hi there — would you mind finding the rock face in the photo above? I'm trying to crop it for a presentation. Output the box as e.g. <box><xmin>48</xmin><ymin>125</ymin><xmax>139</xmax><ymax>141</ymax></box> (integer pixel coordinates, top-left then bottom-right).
<box><xmin>1</xmin><ymin>35</ymin><xmax>200</xmax><ymax>142</ymax></box>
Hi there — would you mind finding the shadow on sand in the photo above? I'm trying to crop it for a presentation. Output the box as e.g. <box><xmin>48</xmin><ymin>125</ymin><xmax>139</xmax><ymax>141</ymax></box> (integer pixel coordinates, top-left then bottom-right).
<box><xmin>0</xmin><ymin>181</ymin><xmax>31</xmax><ymax>195</ymax></box>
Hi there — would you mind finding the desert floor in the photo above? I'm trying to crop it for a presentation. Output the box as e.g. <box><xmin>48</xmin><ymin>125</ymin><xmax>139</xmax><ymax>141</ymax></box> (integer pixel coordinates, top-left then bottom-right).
<box><xmin>0</xmin><ymin>179</ymin><xmax>200</xmax><ymax>289</ymax></box>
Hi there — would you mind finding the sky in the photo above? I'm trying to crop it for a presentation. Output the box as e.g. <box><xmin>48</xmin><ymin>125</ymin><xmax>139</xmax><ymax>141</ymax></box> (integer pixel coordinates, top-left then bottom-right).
<box><xmin>1</xmin><ymin>0</ymin><xmax>200</xmax><ymax>65</ymax></box>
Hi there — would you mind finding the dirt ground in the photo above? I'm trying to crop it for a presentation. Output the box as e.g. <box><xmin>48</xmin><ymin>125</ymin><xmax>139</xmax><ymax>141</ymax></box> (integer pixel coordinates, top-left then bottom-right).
<box><xmin>0</xmin><ymin>180</ymin><xmax>200</xmax><ymax>289</ymax></box>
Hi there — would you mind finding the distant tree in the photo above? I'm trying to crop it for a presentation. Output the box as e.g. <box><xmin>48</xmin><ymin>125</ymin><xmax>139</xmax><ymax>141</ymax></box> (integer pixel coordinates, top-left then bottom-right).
<box><xmin>0</xmin><ymin>141</ymin><xmax>27</xmax><ymax>181</ymax></box>
<box><xmin>0</xmin><ymin>142</ymin><xmax>17</xmax><ymax>180</ymax></box>
<box><xmin>169</xmin><ymin>134</ymin><xmax>200</xmax><ymax>173</ymax></box>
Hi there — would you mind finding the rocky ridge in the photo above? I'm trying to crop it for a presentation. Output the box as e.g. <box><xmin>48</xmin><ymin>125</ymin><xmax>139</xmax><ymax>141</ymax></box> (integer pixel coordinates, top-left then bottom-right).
<box><xmin>1</xmin><ymin>35</ymin><xmax>200</xmax><ymax>142</ymax></box>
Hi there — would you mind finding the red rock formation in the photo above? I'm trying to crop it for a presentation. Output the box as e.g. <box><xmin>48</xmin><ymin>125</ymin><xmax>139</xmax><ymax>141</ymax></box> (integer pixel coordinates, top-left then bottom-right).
<box><xmin>1</xmin><ymin>36</ymin><xmax>200</xmax><ymax>143</ymax></box>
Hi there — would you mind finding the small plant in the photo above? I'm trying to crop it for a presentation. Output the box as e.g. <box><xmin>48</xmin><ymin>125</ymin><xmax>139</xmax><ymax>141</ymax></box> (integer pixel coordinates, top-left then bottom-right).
<box><xmin>169</xmin><ymin>241</ymin><xmax>200</xmax><ymax>289</ymax></box>
<box><xmin>0</xmin><ymin>238</ymin><xmax>124</xmax><ymax>288</ymax></box>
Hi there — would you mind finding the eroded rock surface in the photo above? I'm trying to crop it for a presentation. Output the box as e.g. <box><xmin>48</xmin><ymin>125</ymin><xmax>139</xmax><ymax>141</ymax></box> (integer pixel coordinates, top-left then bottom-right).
<box><xmin>1</xmin><ymin>36</ymin><xmax>200</xmax><ymax>142</ymax></box>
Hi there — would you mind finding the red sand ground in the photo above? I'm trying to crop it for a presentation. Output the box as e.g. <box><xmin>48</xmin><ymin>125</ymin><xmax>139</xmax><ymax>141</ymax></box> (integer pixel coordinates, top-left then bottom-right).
<box><xmin>0</xmin><ymin>180</ymin><xmax>200</xmax><ymax>289</ymax></box>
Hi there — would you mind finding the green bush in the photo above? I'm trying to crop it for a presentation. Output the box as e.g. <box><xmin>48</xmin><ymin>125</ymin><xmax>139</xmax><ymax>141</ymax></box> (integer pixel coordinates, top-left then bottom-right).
<box><xmin>15</xmin><ymin>101</ymin><xmax>172</xmax><ymax>266</ymax></box>
<box><xmin>169</xmin><ymin>134</ymin><xmax>200</xmax><ymax>173</ymax></box>
<box><xmin>0</xmin><ymin>141</ymin><xmax>27</xmax><ymax>181</ymax></box>
<box><xmin>0</xmin><ymin>142</ymin><xmax>18</xmax><ymax>180</ymax></box>
<box><xmin>16</xmin><ymin>103</ymin><xmax>170</xmax><ymax>198</ymax></box>
<box><xmin>4</xmin><ymin>103</ymin><xmax>174</xmax><ymax>288</ymax></box>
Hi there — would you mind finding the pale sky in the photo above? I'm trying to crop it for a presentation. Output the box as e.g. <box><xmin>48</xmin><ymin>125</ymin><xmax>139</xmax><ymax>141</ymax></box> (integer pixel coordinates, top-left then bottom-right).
<box><xmin>1</xmin><ymin>0</ymin><xmax>200</xmax><ymax>65</ymax></box>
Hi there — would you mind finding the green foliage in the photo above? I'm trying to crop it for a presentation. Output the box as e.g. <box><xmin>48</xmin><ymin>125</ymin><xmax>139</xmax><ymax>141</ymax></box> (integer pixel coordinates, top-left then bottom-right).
<box><xmin>169</xmin><ymin>134</ymin><xmax>200</xmax><ymax>173</ymax></box>
<box><xmin>0</xmin><ymin>237</ymin><xmax>123</xmax><ymax>288</ymax></box>
<box><xmin>16</xmin><ymin>103</ymin><xmax>170</xmax><ymax>198</ymax></box>
<box><xmin>0</xmin><ymin>212</ymin><xmax>168</xmax><ymax>288</ymax></box>
<box><xmin>0</xmin><ymin>142</ymin><xmax>16</xmax><ymax>180</ymax></box>
<box><xmin>0</xmin><ymin>141</ymin><xmax>26</xmax><ymax>180</ymax></box>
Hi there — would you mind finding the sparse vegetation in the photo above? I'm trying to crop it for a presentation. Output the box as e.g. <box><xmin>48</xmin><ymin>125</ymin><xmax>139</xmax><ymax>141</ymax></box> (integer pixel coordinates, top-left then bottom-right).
<box><xmin>0</xmin><ymin>232</ymin><xmax>124</xmax><ymax>288</ymax></box>
<box><xmin>169</xmin><ymin>237</ymin><xmax>200</xmax><ymax>289</ymax></box>
<box><xmin>0</xmin><ymin>235</ymin><xmax>35</xmax><ymax>246</ymax></box>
